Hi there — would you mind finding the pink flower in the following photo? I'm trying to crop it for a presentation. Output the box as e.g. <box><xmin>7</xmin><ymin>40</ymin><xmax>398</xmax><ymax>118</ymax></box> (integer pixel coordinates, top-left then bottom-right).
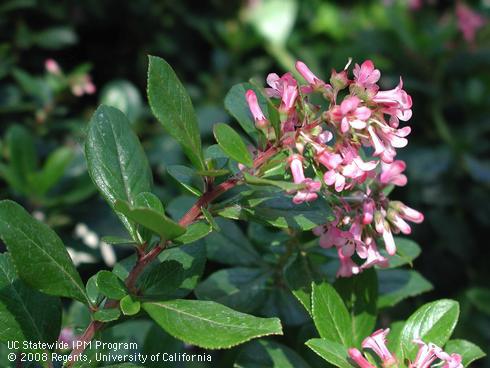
<box><xmin>456</xmin><ymin>3</ymin><xmax>486</xmax><ymax>43</ymax></box>
<box><xmin>373</xmin><ymin>78</ymin><xmax>413</xmax><ymax>125</ymax></box>
<box><xmin>337</xmin><ymin>247</ymin><xmax>360</xmax><ymax>278</ymax></box>
<box><xmin>375</xmin><ymin>212</ymin><xmax>397</xmax><ymax>256</ymax></box>
<box><xmin>362</xmin><ymin>199</ymin><xmax>375</xmax><ymax>224</ymax></box>
<box><xmin>380</xmin><ymin>160</ymin><xmax>408</xmax><ymax>186</ymax></box>
<box><xmin>357</xmin><ymin>237</ymin><xmax>389</xmax><ymax>269</ymax></box>
<box><xmin>367</xmin><ymin>124</ymin><xmax>410</xmax><ymax>163</ymax></box>
<box><xmin>246</xmin><ymin>90</ymin><xmax>269</xmax><ymax>128</ymax></box>
<box><xmin>331</xmin><ymin>96</ymin><xmax>372</xmax><ymax>133</ymax></box>
<box><xmin>296</xmin><ymin>61</ymin><xmax>326</xmax><ymax>90</ymax></box>
<box><xmin>349</xmin><ymin>348</ymin><xmax>376</xmax><ymax>368</ymax></box>
<box><xmin>409</xmin><ymin>339</ymin><xmax>443</xmax><ymax>368</ymax></box>
<box><xmin>288</xmin><ymin>154</ymin><xmax>321</xmax><ymax>204</ymax></box>
<box><xmin>265</xmin><ymin>72</ymin><xmax>298</xmax><ymax>113</ymax></box>
<box><xmin>353</xmin><ymin>60</ymin><xmax>380</xmax><ymax>88</ymax></box>
<box><xmin>58</xmin><ymin>327</ymin><xmax>76</xmax><ymax>345</ymax></box>
<box><xmin>45</xmin><ymin>59</ymin><xmax>61</xmax><ymax>75</ymax></box>
<box><xmin>362</xmin><ymin>329</ymin><xmax>397</xmax><ymax>366</ymax></box>
<box><xmin>392</xmin><ymin>201</ymin><xmax>424</xmax><ymax>224</ymax></box>
<box><xmin>436</xmin><ymin>351</ymin><xmax>464</xmax><ymax>368</ymax></box>
<box><xmin>316</xmin><ymin>149</ymin><xmax>343</xmax><ymax>170</ymax></box>
<box><xmin>71</xmin><ymin>75</ymin><xmax>96</xmax><ymax>96</ymax></box>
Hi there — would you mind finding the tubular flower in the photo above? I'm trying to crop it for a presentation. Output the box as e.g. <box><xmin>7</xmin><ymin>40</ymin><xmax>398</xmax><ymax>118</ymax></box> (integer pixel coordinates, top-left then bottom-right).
<box><xmin>456</xmin><ymin>3</ymin><xmax>486</xmax><ymax>43</ymax></box>
<box><xmin>362</xmin><ymin>329</ymin><xmax>397</xmax><ymax>367</ymax></box>
<box><xmin>244</xmin><ymin>58</ymin><xmax>422</xmax><ymax>277</ymax></box>
<box><xmin>349</xmin><ymin>348</ymin><xmax>376</xmax><ymax>368</ymax></box>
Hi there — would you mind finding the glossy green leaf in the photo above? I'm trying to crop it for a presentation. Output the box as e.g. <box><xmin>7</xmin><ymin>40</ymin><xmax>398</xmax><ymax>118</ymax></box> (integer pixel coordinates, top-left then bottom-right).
<box><xmin>85</xmin><ymin>105</ymin><xmax>153</xmax><ymax>241</ymax></box>
<box><xmin>166</xmin><ymin>165</ymin><xmax>203</xmax><ymax>196</ymax></box>
<box><xmin>96</xmin><ymin>270</ymin><xmax>127</xmax><ymax>300</ymax></box>
<box><xmin>444</xmin><ymin>339</ymin><xmax>486</xmax><ymax>367</ymax></box>
<box><xmin>195</xmin><ymin>169</ymin><xmax>230</xmax><ymax>177</ymax></box>
<box><xmin>0</xmin><ymin>200</ymin><xmax>87</xmax><ymax>303</ymax></box>
<box><xmin>378</xmin><ymin>269</ymin><xmax>433</xmax><ymax>308</ymax></box>
<box><xmin>93</xmin><ymin>308</ymin><xmax>121</xmax><ymax>322</ymax></box>
<box><xmin>0</xmin><ymin>253</ymin><xmax>61</xmax><ymax>347</ymax></box>
<box><xmin>101</xmin><ymin>236</ymin><xmax>137</xmax><ymax>245</ymax></box>
<box><xmin>86</xmin><ymin>275</ymin><xmax>103</xmax><ymax>306</ymax></box>
<box><xmin>398</xmin><ymin>299</ymin><xmax>459</xmax><ymax>360</ymax></box>
<box><xmin>335</xmin><ymin>269</ymin><xmax>378</xmax><ymax>345</ymax></box>
<box><xmin>305</xmin><ymin>339</ymin><xmax>351</xmax><ymax>368</ymax></box>
<box><xmin>311</xmin><ymin>282</ymin><xmax>352</xmax><ymax>346</ymax></box>
<box><xmin>100</xmin><ymin>79</ymin><xmax>143</xmax><ymax>123</ymax></box>
<box><xmin>213</xmin><ymin>123</ymin><xmax>253</xmax><ymax>168</ymax></box>
<box><xmin>147</xmin><ymin>55</ymin><xmax>204</xmax><ymax>169</ymax></box>
<box><xmin>174</xmin><ymin>221</ymin><xmax>212</xmax><ymax>245</ymax></box>
<box><xmin>260</xmin><ymin>287</ymin><xmax>309</xmax><ymax>327</ymax></box>
<box><xmin>195</xmin><ymin>267</ymin><xmax>270</xmax><ymax>313</ymax></box>
<box><xmin>205</xmin><ymin>218</ymin><xmax>261</xmax><ymax>266</ymax></box>
<box><xmin>120</xmin><ymin>295</ymin><xmax>141</xmax><ymax>316</ymax></box>
<box><xmin>115</xmin><ymin>199</ymin><xmax>185</xmax><ymax>241</ymax></box>
<box><xmin>235</xmin><ymin>339</ymin><xmax>312</xmax><ymax>368</ymax></box>
<box><xmin>143</xmin><ymin>299</ymin><xmax>283</xmax><ymax>349</ymax></box>
<box><xmin>384</xmin><ymin>237</ymin><xmax>421</xmax><ymax>268</ymax></box>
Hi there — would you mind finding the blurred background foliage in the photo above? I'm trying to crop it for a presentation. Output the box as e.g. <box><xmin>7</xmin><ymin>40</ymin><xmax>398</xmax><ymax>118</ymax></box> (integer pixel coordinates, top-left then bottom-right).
<box><xmin>0</xmin><ymin>0</ymin><xmax>489</xmax><ymax>367</ymax></box>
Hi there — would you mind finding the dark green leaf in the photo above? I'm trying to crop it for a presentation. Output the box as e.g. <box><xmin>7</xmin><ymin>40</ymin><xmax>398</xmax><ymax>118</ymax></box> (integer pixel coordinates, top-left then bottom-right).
<box><xmin>120</xmin><ymin>295</ymin><xmax>141</xmax><ymax>316</ymax></box>
<box><xmin>174</xmin><ymin>221</ymin><xmax>212</xmax><ymax>245</ymax></box>
<box><xmin>166</xmin><ymin>165</ymin><xmax>203</xmax><ymax>196</ymax></box>
<box><xmin>101</xmin><ymin>236</ymin><xmax>137</xmax><ymax>245</ymax></box>
<box><xmin>378</xmin><ymin>269</ymin><xmax>433</xmax><ymax>308</ymax></box>
<box><xmin>0</xmin><ymin>200</ymin><xmax>87</xmax><ymax>303</ymax></box>
<box><xmin>398</xmin><ymin>299</ymin><xmax>459</xmax><ymax>361</ymax></box>
<box><xmin>213</xmin><ymin>123</ymin><xmax>253</xmax><ymax>168</ymax></box>
<box><xmin>93</xmin><ymin>308</ymin><xmax>121</xmax><ymax>322</ymax></box>
<box><xmin>244</xmin><ymin>172</ymin><xmax>303</xmax><ymax>191</ymax></box>
<box><xmin>85</xmin><ymin>105</ymin><xmax>153</xmax><ymax>241</ymax></box>
<box><xmin>195</xmin><ymin>169</ymin><xmax>230</xmax><ymax>177</ymax></box>
<box><xmin>260</xmin><ymin>287</ymin><xmax>310</xmax><ymax>327</ymax></box>
<box><xmin>235</xmin><ymin>339</ymin><xmax>312</xmax><ymax>368</ymax></box>
<box><xmin>284</xmin><ymin>252</ymin><xmax>319</xmax><ymax>314</ymax></box>
<box><xmin>143</xmin><ymin>299</ymin><xmax>283</xmax><ymax>349</ymax></box>
<box><xmin>96</xmin><ymin>270</ymin><xmax>127</xmax><ymax>300</ymax></box>
<box><xmin>383</xmin><ymin>237</ymin><xmax>421</xmax><ymax>268</ymax></box>
<box><xmin>305</xmin><ymin>339</ymin><xmax>351</xmax><ymax>368</ymax></box>
<box><xmin>444</xmin><ymin>340</ymin><xmax>486</xmax><ymax>367</ymax></box>
<box><xmin>195</xmin><ymin>267</ymin><xmax>270</xmax><ymax>313</ymax></box>
<box><xmin>335</xmin><ymin>269</ymin><xmax>378</xmax><ymax>345</ymax></box>
<box><xmin>311</xmin><ymin>282</ymin><xmax>352</xmax><ymax>346</ymax></box>
<box><xmin>0</xmin><ymin>253</ymin><xmax>61</xmax><ymax>347</ymax></box>
<box><xmin>86</xmin><ymin>275</ymin><xmax>103</xmax><ymax>306</ymax></box>
<box><xmin>466</xmin><ymin>287</ymin><xmax>490</xmax><ymax>315</ymax></box>
<box><xmin>147</xmin><ymin>56</ymin><xmax>204</xmax><ymax>169</ymax></box>
<box><xmin>34</xmin><ymin>147</ymin><xmax>74</xmax><ymax>195</ymax></box>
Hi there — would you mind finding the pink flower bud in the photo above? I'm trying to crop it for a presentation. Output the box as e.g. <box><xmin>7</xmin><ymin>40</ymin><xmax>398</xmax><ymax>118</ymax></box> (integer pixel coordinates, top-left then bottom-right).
<box><xmin>349</xmin><ymin>348</ymin><xmax>376</xmax><ymax>368</ymax></box>
<box><xmin>245</xmin><ymin>90</ymin><xmax>269</xmax><ymax>128</ymax></box>
<box><xmin>45</xmin><ymin>59</ymin><xmax>61</xmax><ymax>75</ymax></box>
<box><xmin>362</xmin><ymin>199</ymin><xmax>375</xmax><ymax>225</ymax></box>
<box><xmin>295</xmin><ymin>61</ymin><xmax>325</xmax><ymax>88</ymax></box>
<box><xmin>353</xmin><ymin>60</ymin><xmax>380</xmax><ymax>88</ymax></box>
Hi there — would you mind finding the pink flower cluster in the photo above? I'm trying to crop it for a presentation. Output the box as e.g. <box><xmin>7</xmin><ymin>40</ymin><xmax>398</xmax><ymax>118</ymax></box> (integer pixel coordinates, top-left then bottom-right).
<box><xmin>349</xmin><ymin>329</ymin><xmax>463</xmax><ymax>368</ymax></box>
<box><xmin>45</xmin><ymin>58</ymin><xmax>96</xmax><ymax>97</ymax></box>
<box><xmin>245</xmin><ymin>59</ymin><xmax>423</xmax><ymax>277</ymax></box>
<box><xmin>456</xmin><ymin>2</ymin><xmax>486</xmax><ymax>44</ymax></box>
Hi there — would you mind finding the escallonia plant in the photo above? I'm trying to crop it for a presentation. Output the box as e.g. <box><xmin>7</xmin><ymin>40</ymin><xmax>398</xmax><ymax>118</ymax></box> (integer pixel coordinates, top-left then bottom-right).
<box><xmin>0</xmin><ymin>56</ymin><xmax>485</xmax><ymax>368</ymax></box>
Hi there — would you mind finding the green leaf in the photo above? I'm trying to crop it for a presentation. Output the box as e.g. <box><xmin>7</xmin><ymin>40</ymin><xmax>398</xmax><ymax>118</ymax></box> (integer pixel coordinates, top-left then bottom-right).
<box><xmin>398</xmin><ymin>299</ymin><xmax>459</xmax><ymax>360</ymax></box>
<box><xmin>0</xmin><ymin>200</ymin><xmax>88</xmax><ymax>303</ymax></box>
<box><xmin>202</xmin><ymin>206</ymin><xmax>221</xmax><ymax>231</ymax></box>
<box><xmin>34</xmin><ymin>147</ymin><xmax>74</xmax><ymax>195</ymax></box>
<box><xmin>85</xmin><ymin>105</ymin><xmax>153</xmax><ymax>241</ymax></box>
<box><xmin>334</xmin><ymin>269</ymin><xmax>378</xmax><ymax>345</ymax></box>
<box><xmin>86</xmin><ymin>275</ymin><xmax>103</xmax><ymax>306</ymax></box>
<box><xmin>213</xmin><ymin>123</ymin><xmax>253</xmax><ymax>168</ymax></box>
<box><xmin>284</xmin><ymin>252</ymin><xmax>319</xmax><ymax>314</ymax></box>
<box><xmin>139</xmin><ymin>241</ymin><xmax>206</xmax><ymax>299</ymax></box>
<box><xmin>96</xmin><ymin>270</ymin><xmax>127</xmax><ymax>300</ymax></box>
<box><xmin>93</xmin><ymin>308</ymin><xmax>121</xmax><ymax>322</ymax></box>
<box><xmin>195</xmin><ymin>267</ymin><xmax>270</xmax><ymax>313</ymax></box>
<box><xmin>115</xmin><ymin>199</ymin><xmax>185</xmax><ymax>241</ymax></box>
<box><xmin>311</xmin><ymin>282</ymin><xmax>352</xmax><ymax>346</ymax></box>
<box><xmin>466</xmin><ymin>287</ymin><xmax>490</xmax><ymax>315</ymax></box>
<box><xmin>378</xmin><ymin>269</ymin><xmax>433</xmax><ymax>308</ymax></box>
<box><xmin>305</xmin><ymin>339</ymin><xmax>351</xmax><ymax>368</ymax></box>
<box><xmin>34</xmin><ymin>26</ymin><xmax>77</xmax><ymax>49</ymax></box>
<box><xmin>260</xmin><ymin>287</ymin><xmax>309</xmax><ymax>327</ymax></box>
<box><xmin>120</xmin><ymin>295</ymin><xmax>141</xmax><ymax>316</ymax></box>
<box><xmin>386</xmin><ymin>320</ymin><xmax>405</xmax><ymax>352</ymax></box>
<box><xmin>216</xmin><ymin>190</ymin><xmax>333</xmax><ymax>231</ymax></box>
<box><xmin>205</xmin><ymin>218</ymin><xmax>261</xmax><ymax>266</ymax></box>
<box><xmin>235</xmin><ymin>339</ymin><xmax>312</xmax><ymax>368</ymax></box>
<box><xmin>444</xmin><ymin>339</ymin><xmax>486</xmax><ymax>367</ymax></box>
<box><xmin>147</xmin><ymin>55</ymin><xmax>204</xmax><ymax>169</ymax></box>
<box><xmin>195</xmin><ymin>169</ymin><xmax>230</xmax><ymax>177</ymax></box>
<box><xmin>174</xmin><ymin>221</ymin><xmax>212</xmax><ymax>245</ymax></box>
<box><xmin>133</xmin><ymin>191</ymin><xmax>165</xmax><ymax>243</ymax></box>
<box><xmin>384</xmin><ymin>237</ymin><xmax>421</xmax><ymax>268</ymax></box>
<box><xmin>166</xmin><ymin>165</ymin><xmax>203</xmax><ymax>196</ymax></box>
<box><xmin>0</xmin><ymin>253</ymin><xmax>61</xmax><ymax>347</ymax></box>
<box><xmin>143</xmin><ymin>299</ymin><xmax>283</xmax><ymax>349</ymax></box>
<box><xmin>244</xmin><ymin>172</ymin><xmax>303</xmax><ymax>191</ymax></box>
<box><xmin>100</xmin><ymin>79</ymin><xmax>143</xmax><ymax>123</ymax></box>
<box><xmin>101</xmin><ymin>236</ymin><xmax>137</xmax><ymax>245</ymax></box>
<box><xmin>5</xmin><ymin>124</ymin><xmax>37</xmax><ymax>192</ymax></box>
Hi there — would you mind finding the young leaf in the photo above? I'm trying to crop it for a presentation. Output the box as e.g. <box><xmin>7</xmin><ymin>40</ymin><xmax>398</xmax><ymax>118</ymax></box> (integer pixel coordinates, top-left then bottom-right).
<box><xmin>335</xmin><ymin>269</ymin><xmax>378</xmax><ymax>345</ymax></box>
<box><xmin>305</xmin><ymin>339</ymin><xmax>351</xmax><ymax>368</ymax></box>
<box><xmin>0</xmin><ymin>200</ymin><xmax>88</xmax><ymax>303</ymax></box>
<box><xmin>377</xmin><ymin>269</ymin><xmax>433</xmax><ymax>308</ymax></box>
<box><xmin>311</xmin><ymin>282</ymin><xmax>353</xmax><ymax>346</ymax></box>
<box><xmin>444</xmin><ymin>339</ymin><xmax>486</xmax><ymax>367</ymax></box>
<box><xmin>398</xmin><ymin>299</ymin><xmax>459</xmax><ymax>360</ymax></box>
<box><xmin>143</xmin><ymin>299</ymin><xmax>283</xmax><ymax>349</ymax></box>
<box><xmin>213</xmin><ymin>123</ymin><xmax>253</xmax><ymax>168</ymax></box>
<box><xmin>85</xmin><ymin>105</ymin><xmax>153</xmax><ymax>241</ymax></box>
<box><xmin>147</xmin><ymin>55</ymin><xmax>205</xmax><ymax>170</ymax></box>
<box><xmin>166</xmin><ymin>165</ymin><xmax>203</xmax><ymax>196</ymax></box>
<box><xmin>195</xmin><ymin>267</ymin><xmax>270</xmax><ymax>313</ymax></box>
<box><xmin>96</xmin><ymin>270</ymin><xmax>127</xmax><ymax>300</ymax></box>
<box><xmin>93</xmin><ymin>308</ymin><xmax>121</xmax><ymax>322</ymax></box>
<box><xmin>235</xmin><ymin>339</ymin><xmax>312</xmax><ymax>368</ymax></box>
<box><xmin>0</xmin><ymin>253</ymin><xmax>62</xmax><ymax>347</ymax></box>
<box><xmin>114</xmin><ymin>199</ymin><xmax>185</xmax><ymax>241</ymax></box>
<box><xmin>120</xmin><ymin>295</ymin><xmax>141</xmax><ymax>316</ymax></box>
<box><xmin>173</xmin><ymin>221</ymin><xmax>212</xmax><ymax>245</ymax></box>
